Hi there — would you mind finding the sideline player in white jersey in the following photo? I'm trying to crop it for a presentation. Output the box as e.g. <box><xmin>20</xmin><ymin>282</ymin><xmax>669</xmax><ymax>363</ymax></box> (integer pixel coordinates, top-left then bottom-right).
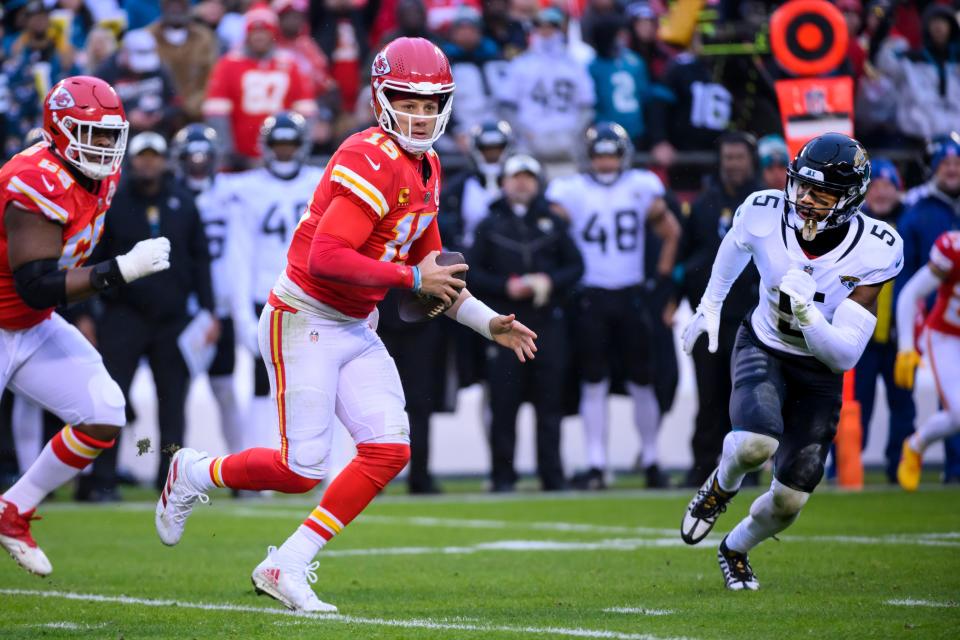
<box><xmin>679</xmin><ymin>133</ymin><xmax>903</xmax><ymax>590</ymax></box>
<box><xmin>546</xmin><ymin>122</ymin><xmax>680</xmax><ymax>489</ymax></box>
<box><xmin>170</xmin><ymin>123</ymin><xmax>245</xmax><ymax>456</ymax></box>
<box><xmin>894</xmin><ymin>230</ymin><xmax>960</xmax><ymax>490</ymax></box>
<box><xmin>221</xmin><ymin>111</ymin><xmax>325</xmax><ymax>449</ymax></box>
<box><xmin>0</xmin><ymin>76</ymin><xmax>170</xmax><ymax>575</ymax></box>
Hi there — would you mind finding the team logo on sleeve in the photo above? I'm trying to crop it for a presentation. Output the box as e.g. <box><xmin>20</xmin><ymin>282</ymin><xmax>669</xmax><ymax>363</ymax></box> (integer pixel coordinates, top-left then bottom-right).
<box><xmin>839</xmin><ymin>275</ymin><xmax>860</xmax><ymax>291</ymax></box>
<box><xmin>398</xmin><ymin>188</ymin><xmax>410</xmax><ymax>206</ymax></box>
<box><xmin>372</xmin><ymin>52</ymin><xmax>391</xmax><ymax>77</ymax></box>
<box><xmin>47</xmin><ymin>85</ymin><xmax>76</xmax><ymax>110</ymax></box>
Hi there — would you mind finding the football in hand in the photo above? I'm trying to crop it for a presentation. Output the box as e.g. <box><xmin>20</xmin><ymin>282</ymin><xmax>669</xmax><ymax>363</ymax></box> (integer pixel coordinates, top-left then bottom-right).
<box><xmin>397</xmin><ymin>252</ymin><xmax>467</xmax><ymax>322</ymax></box>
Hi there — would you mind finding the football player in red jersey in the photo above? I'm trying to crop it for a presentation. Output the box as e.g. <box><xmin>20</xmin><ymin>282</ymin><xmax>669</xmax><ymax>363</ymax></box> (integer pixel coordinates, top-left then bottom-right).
<box><xmin>0</xmin><ymin>76</ymin><xmax>171</xmax><ymax>576</ymax></box>
<box><xmin>894</xmin><ymin>230</ymin><xmax>960</xmax><ymax>490</ymax></box>
<box><xmin>156</xmin><ymin>37</ymin><xmax>537</xmax><ymax>612</ymax></box>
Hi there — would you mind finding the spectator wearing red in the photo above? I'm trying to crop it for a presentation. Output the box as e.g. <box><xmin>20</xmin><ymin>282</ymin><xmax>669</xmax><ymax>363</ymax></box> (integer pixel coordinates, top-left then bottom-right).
<box><xmin>313</xmin><ymin>0</ymin><xmax>371</xmax><ymax>129</ymax></box>
<box><xmin>203</xmin><ymin>4</ymin><xmax>317</xmax><ymax>168</ymax></box>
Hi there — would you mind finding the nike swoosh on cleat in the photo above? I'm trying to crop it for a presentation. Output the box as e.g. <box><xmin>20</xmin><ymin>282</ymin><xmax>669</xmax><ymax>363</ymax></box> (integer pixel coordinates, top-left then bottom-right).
<box><xmin>364</xmin><ymin>154</ymin><xmax>381</xmax><ymax>171</ymax></box>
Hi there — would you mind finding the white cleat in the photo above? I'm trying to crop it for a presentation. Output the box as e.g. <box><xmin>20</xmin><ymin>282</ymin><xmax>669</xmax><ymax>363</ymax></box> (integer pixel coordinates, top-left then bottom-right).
<box><xmin>251</xmin><ymin>546</ymin><xmax>338</xmax><ymax>613</ymax></box>
<box><xmin>0</xmin><ymin>498</ymin><xmax>52</xmax><ymax>576</ymax></box>
<box><xmin>155</xmin><ymin>448</ymin><xmax>209</xmax><ymax>546</ymax></box>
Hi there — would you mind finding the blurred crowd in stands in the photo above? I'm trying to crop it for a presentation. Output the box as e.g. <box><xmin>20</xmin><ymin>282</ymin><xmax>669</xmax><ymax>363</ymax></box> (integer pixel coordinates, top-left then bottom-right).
<box><xmin>1</xmin><ymin>0</ymin><xmax>960</xmax><ymax>498</ymax></box>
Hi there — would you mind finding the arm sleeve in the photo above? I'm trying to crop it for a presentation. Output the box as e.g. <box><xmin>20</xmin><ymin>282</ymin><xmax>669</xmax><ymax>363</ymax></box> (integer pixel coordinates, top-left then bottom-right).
<box><xmin>700</xmin><ymin>225</ymin><xmax>752</xmax><ymax>304</ymax></box>
<box><xmin>308</xmin><ymin>196</ymin><xmax>414</xmax><ymax>288</ymax></box>
<box><xmin>466</xmin><ymin>222</ymin><xmax>509</xmax><ymax>297</ymax></box>
<box><xmin>800</xmin><ymin>297</ymin><xmax>878</xmax><ymax>373</ymax></box>
<box><xmin>546</xmin><ymin>221</ymin><xmax>584</xmax><ymax>291</ymax></box>
<box><xmin>405</xmin><ymin>217</ymin><xmax>442</xmax><ymax>266</ymax></box>
<box><xmin>895</xmin><ymin>265</ymin><xmax>941</xmax><ymax>352</ymax></box>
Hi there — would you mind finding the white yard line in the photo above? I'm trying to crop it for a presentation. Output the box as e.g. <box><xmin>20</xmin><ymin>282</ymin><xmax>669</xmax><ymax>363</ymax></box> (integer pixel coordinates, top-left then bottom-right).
<box><xmin>321</xmin><ymin>538</ymin><xmax>690</xmax><ymax>557</ymax></box>
<box><xmin>0</xmin><ymin>589</ymin><xmax>695</xmax><ymax>640</ymax></box>
<box><xmin>603</xmin><ymin>608</ymin><xmax>674</xmax><ymax>616</ymax></box>
<box><xmin>885</xmin><ymin>599</ymin><xmax>959</xmax><ymax>608</ymax></box>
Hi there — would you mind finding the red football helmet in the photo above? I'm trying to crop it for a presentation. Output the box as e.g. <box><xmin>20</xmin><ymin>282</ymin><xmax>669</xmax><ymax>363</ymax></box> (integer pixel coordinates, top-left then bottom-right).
<box><xmin>370</xmin><ymin>37</ymin><xmax>455</xmax><ymax>154</ymax></box>
<box><xmin>43</xmin><ymin>76</ymin><xmax>129</xmax><ymax>180</ymax></box>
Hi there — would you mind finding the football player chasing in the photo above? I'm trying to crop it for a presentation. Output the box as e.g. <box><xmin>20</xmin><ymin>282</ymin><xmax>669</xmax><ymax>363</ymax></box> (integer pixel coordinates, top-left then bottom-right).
<box><xmin>155</xmin><ymin>38</ymin><xmax>537</xmax><ymax>613</ymax></box>
<box><xmin>680</xmin><ymin>133</ymin><xmax>903</xmax><ymax>590</ymax></box>
<box><xmin>0</xmin><ymin>76</ymin><xmax>171</xmax><ymax>576</ymax></box>
<box><xmin>894</xmin><ymin>230</ymin><xmax>960</xmax><ymax>491</ymax></box>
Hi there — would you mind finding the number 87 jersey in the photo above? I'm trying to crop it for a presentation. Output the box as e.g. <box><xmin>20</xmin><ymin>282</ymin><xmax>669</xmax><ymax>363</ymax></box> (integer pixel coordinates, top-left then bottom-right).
<box><xmin>732</xmin><ymin>189</ymin><xmax>904</xmax><ymax>356</ymax></box>
<box><xmin>282</xmin><ymin>126</ymin><xmax>442</xmax><ymax>318</ymax></box>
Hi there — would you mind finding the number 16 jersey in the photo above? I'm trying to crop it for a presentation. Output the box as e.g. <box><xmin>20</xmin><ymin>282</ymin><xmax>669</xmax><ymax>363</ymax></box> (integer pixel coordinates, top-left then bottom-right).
<box><xmin>731</xmin><ymin>189</ymin><xmax>904</xmax><ymax>357</ymax></box>
<box><xmin>546</xmin><ymin>169</ymin><xmax>664</xmax><ymax>289</ymax></box>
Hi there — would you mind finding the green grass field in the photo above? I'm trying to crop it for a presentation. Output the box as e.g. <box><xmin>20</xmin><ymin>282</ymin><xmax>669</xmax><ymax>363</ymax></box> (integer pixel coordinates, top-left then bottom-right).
<box><xmin>2</xmin><ymin>479</ymin><xmax>959</xmax><ymax>640</ymax></box>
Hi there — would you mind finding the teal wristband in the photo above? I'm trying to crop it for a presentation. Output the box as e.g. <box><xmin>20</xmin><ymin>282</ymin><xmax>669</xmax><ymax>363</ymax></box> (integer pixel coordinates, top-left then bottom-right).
<box><xmin>411</xmin><ymin>266</ymin><xmax>422</xmax><ymax>293</ymax></box>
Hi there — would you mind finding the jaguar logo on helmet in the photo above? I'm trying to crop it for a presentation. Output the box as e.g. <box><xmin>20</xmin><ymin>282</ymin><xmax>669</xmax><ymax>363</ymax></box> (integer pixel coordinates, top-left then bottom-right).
<box><xmin>371</xmin><ymin>52</ymin><xmax>391</xmax><ymax>77</ymax></box>
<box><xmin>48</xmin><ymin>85</ymin><xmax>75</xmax><ymax>111</ymax></box>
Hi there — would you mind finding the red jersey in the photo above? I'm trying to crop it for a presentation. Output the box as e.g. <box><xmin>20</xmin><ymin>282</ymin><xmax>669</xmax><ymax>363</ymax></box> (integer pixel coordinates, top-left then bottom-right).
<box><xmin>203</xmin><ymin>50</ymin><xmax>315</xmax><ymax>159</ymax></box>
<box><xmin>284</xmin><ymin>127</ymin><xmax>443</xmax><ymax>318</ymax></box>
<box><xmin>926</xmin><ymin>230</ymin><xmax>960</xmax><ymax>337</ymax></box>
<box><xmin>0</xmin><ymin>143</ymin><xmax>119</xmax><ymax>330</ymax></box>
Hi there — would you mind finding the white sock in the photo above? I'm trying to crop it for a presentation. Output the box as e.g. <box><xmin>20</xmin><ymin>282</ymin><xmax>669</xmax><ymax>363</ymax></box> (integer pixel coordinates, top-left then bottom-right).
<box><xmin>275</xmin><ymin>524</ymin><xmax>326</xmax><ymax>566</ymax></box>
<box><xmin>627</xmin><ymin>382</ymin><xmax>660</xmax><ymax>468</ymax></box>
<box><xmin>580</xmin><ymin>380</ymin><xmax>609</xmax><ymax>470</ymax></box>
<box><xmin>913</xmin><ymin>411</ymin><xmax>960</xmax><ymax>453</ymax></box>
<box><xmin>4</xmin><ymin>427</ymin><xmax>105</xmax><ymax>512</ymax></box>
<box><xmin>210</xmin><ymin>375</ymin><xmax>244</xmax><ymax>453</ymax></box>
<box><xmin>249</xmin><ymin>396</ymin><xmax>280</xmax><ymax>450</ymax></box>
<box><xmin>726</xmin><ymin>481</ymin><xmax>807</xmax><ymax>553</ymax></box>
<box><xmin>186</xmin><ymin>453</ymin><xmax>219</xmax><ymax>492</ymax></box>
<box><xmin>11</xmin><ymin>395</ymin><xmax>43</xmax><ymax>474</ymax></box>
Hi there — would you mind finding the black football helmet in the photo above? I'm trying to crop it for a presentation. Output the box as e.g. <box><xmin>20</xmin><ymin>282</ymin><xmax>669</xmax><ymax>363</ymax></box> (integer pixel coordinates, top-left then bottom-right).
<box><xmin>784</xmin><ymin>132</ymin><xmax>870</xmax><ymax>240</ymax></box>
<box><xmin>470</xmin><ymin>120</ymin><xmax>512</xmax><ymax>167</ymax></box>
<box><xmin>260</xmin><ymin>111</ymin><xmax>308</xmax><ymax>179</ymax></box>
<box><xmin>171</xmin><ymin>123</ymin><xmax>219</xmax><ymax>192</ymax></box>
<box><xmin>586</xmin><ymin>121</ymin><xmax>632</xmax><ymax>184</ymax></box>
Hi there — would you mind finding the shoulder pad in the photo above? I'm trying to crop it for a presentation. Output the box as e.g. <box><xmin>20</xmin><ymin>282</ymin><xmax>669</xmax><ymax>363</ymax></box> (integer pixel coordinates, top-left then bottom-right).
<box><xmin>735</xmin><ymin>189</ymin><xmax>783</xmax><ymax>238</ymax></box>
<box><xmin>5</xmin><ymin>157</ymin><xmax>73</xmax><ymax>224</ymax></box>
<box><xmin>860</xmin><ymin>216</ymin><xmax>903</xmax><ymax>270</ymax></box>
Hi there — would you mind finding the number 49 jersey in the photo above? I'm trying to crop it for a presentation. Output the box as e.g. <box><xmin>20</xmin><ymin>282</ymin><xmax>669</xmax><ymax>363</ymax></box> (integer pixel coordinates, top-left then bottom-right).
<box><xmin>927</xmin><ymin>230</ymin><xmax>960</xmax><ymax>336</ymax></box>
<box><xmin>546</xmin><ymin>169</ymin><xmax>664</xmax><ymax>289</ymax></box>
<box><xmin>731</xmin><ymin>189</ymin><xmax>904</xmax><ymax>357</ymax></box>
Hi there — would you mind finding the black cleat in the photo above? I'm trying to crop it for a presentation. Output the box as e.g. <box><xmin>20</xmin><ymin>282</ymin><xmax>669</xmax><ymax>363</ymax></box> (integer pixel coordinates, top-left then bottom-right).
<box><xmin>570</xmin><ymin>468</ymin><xmax>607</xmax><ymax>491</ymax></box>
<box><xmin>717</xmin><ymin>535</ymin><xmax>759</xmax><ymax>590</ymax></box>
<box><xmin>680</xmin><ymin>468</ymin><xmax>737</xmax><ymax>545</ymax></box>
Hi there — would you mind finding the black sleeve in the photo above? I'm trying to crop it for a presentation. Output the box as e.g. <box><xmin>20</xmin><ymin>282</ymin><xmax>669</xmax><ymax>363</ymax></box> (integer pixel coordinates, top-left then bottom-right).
<box><xmin>466</xmin><ymin>222</ymin><xmax>508</xmax><ymax>297</ymax></box>
<box><xmin>546</xmin><ymin>221</ymin><xmax>584</xmax><ymax>293</ymax></box>
<box><xmin>187</xmin><ymin>196</ymin><xmax>215</xmax><ymax>311</ymax></box>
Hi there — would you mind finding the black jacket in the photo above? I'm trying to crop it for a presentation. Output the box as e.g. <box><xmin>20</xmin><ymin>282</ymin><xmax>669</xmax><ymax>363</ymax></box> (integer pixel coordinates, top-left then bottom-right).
<box><xmin>679</xmin><ymin>177</ymin><xmax>763</xmax><ymax>325</ymax></box>
<box><xmin>93</xmin><ymin>174</ymin><xmax>213</xmax><ymax>322</ymax></box>
<box><xmin>468</xmin><ymin>194</ymin><xmax>584</xmax><ymax>322</ymax></box>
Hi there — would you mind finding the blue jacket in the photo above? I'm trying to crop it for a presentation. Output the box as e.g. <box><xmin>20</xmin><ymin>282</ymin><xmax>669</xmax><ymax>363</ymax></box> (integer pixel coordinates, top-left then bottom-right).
<box><xmin>895</xmin><ymin>187</ymin><xmax>960</xmax><ymax>298</ymax></box>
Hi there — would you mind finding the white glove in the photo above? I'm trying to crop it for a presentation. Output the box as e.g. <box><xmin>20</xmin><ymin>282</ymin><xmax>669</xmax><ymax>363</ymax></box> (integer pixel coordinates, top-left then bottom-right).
<box><xmin>779</xmin><ymin>268</ymin><xmax>819</xmax><ymax>326</ymax></box>
<box><xmin>116</xmin><ymin>237</ymin><xmax>171</xmax><ymax>283</ymax></box>
<box><xmin>681</xmin><ymin>298</ymin><xmax>721</xmax><ymax>355</ymax></box>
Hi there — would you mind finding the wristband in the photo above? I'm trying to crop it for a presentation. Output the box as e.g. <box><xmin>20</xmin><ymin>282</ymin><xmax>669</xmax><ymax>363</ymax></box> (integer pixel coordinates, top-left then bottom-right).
<box><xmin>411</xmin><ymin>265</ymin><xmax>422</xmax><ymax>293</ymax></box>
<box><xmin>455</xmin><ymin>296</ymin><xmax>498</xmax><ymax>340</ymax></box>
<box><xmin>90</xmin><ymin>258</ymin><xmax>125</xmax><ymax>291</ymax></box>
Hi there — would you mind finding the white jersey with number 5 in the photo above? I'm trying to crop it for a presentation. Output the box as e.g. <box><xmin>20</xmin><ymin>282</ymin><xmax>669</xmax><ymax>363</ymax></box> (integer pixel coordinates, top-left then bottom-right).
<box><xmin>546</xmin><ymin>169</ymin><xmax>665</xmax><ymax>289</ymax></box>
<box><xmin>729</xmin><ymin>189</ymin><xmax>904</xmax><ymax>357</ymax></box>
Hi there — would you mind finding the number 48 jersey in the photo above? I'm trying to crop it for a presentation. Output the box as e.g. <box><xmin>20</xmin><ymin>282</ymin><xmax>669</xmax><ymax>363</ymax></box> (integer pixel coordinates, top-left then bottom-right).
<box><xmin>731</xmin><ymin>189</ymin><xmax>904</xmax><ymax>357</ymax></box>
<box><xmin>546</xmin><ymin>169</ymin><xmax>664</xmax><ymax>289</ymax></box>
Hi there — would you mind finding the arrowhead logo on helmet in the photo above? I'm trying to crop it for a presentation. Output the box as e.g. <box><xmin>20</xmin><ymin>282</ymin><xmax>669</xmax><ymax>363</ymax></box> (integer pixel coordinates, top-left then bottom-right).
<box><xmin>371</xmin><ymin>52</ymin><xmax>391</xmax><ymax>77</ymax></box>
<box><xmin>47</xmin><ymin>85</ymin><xmax>76</xmax><ymax>111</ymax></box>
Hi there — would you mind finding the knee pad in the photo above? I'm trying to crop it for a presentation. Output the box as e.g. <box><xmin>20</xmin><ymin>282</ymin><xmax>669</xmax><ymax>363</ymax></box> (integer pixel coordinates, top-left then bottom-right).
<box><xmin>355</xmin><ymin>443</ymin><xmax>410</xmax><ymax>489</ymax></box>
<box><xmin>80</xmin><ymin>372</ymin><xmax>126</xmax><ymax>427</ymax></box>
<box><xmin>769</xmin><ymin>479</ymin><xmax>810</xmax><ymax>518</ymax></box>
<box><xmin>777</xmin><ymin>443</ymin><xmax>828</xmax><ymax>493</ymax></box>
<box><xmin>726</xmin><ymin>431</ymin><xmax>778</xmax><ymax>468</ymax></box>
